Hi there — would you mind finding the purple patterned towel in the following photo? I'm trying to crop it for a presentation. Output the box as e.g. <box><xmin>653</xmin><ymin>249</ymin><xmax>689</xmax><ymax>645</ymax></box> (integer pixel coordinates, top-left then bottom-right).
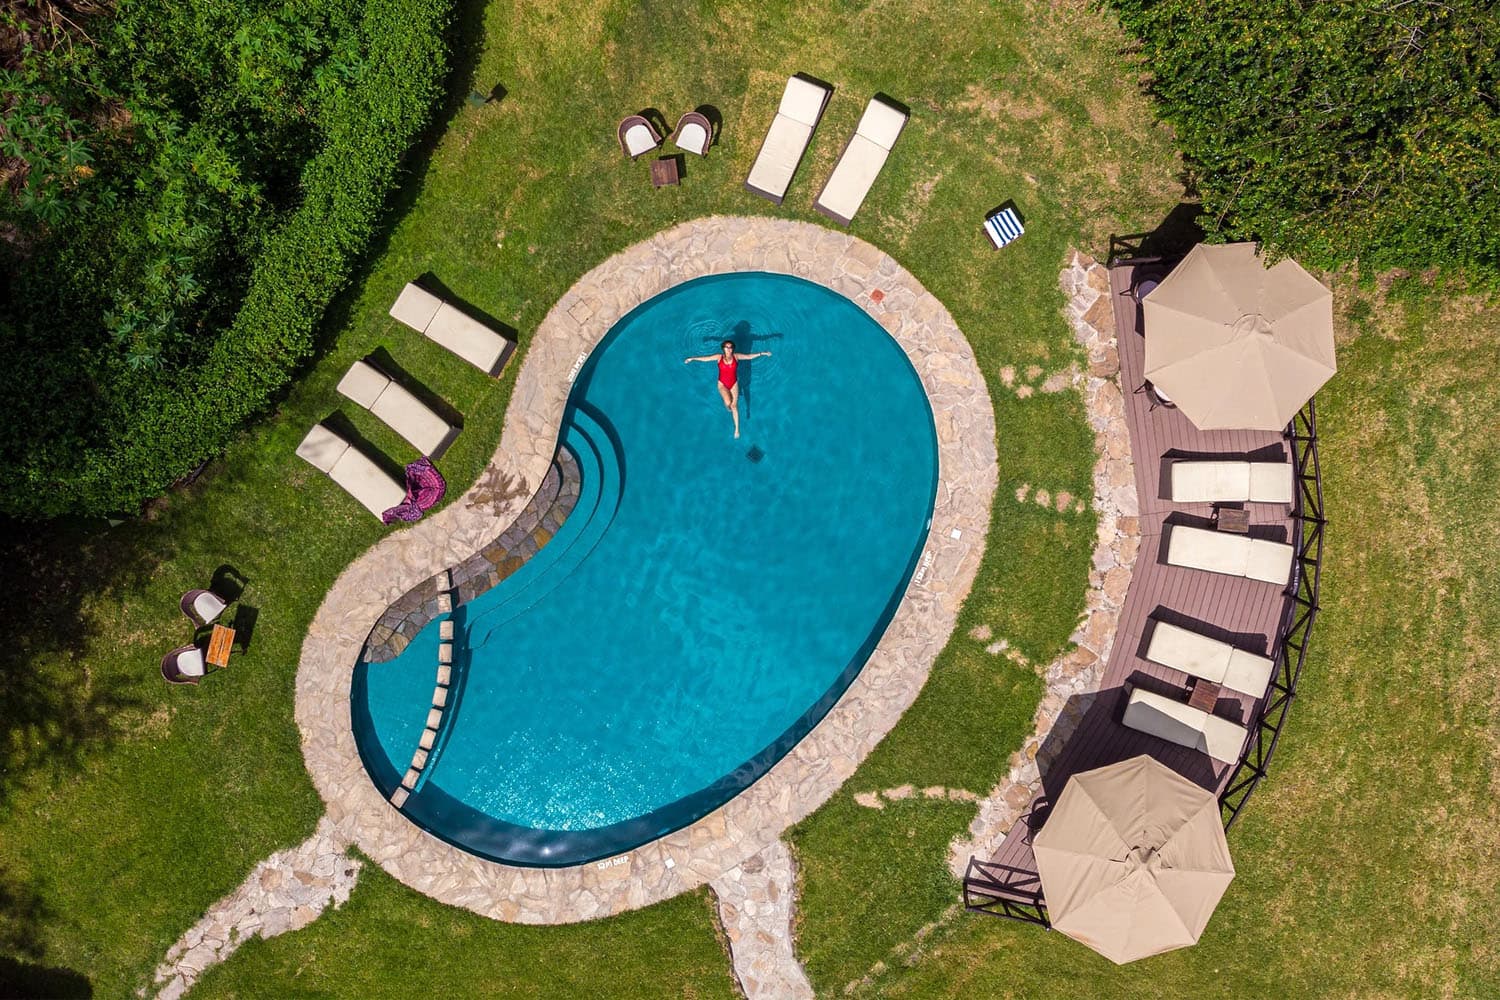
<box><xmin>381</xmin><ymin>457</ymin><xmax>448</xmax><ymax>524</ymax></box>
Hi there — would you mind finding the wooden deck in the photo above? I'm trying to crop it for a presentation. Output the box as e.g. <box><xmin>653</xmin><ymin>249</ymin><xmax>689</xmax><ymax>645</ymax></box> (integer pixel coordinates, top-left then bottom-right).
<box><xmin>971</xmin><ymin>261</ymin><xmax>1300</xmax><ymax>909</ymax></box>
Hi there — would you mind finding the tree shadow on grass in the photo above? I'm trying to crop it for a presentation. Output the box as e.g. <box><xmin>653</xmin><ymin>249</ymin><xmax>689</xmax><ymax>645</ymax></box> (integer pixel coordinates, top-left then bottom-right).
<box><xmin>0</xmin><ymin>519</ymin><xmax>165</xmax><ymax>810</ymax></box>
<box><xmin>0</xmin><ymin>863</ymin><xmax>92</xmax><ymax>997</ymax></box>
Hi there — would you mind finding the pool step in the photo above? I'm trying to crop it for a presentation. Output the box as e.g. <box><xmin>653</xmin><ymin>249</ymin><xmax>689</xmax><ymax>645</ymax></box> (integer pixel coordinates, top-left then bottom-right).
<box><xmin>463</xmin><ymin>404</ymin><xmax>624</xmax><ymax>644</ymax></box>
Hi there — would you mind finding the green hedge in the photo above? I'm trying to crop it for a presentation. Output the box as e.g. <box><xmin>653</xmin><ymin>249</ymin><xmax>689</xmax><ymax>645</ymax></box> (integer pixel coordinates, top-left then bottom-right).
<box><xmin>1109</xmin><ymin>0</ymin><xmax>1500</xmax><ymax>278</ymax></box>
<box><xmin>8</xmin><ymin>0</ymin><xmax>451</xmax><ymax>518</ymax></box>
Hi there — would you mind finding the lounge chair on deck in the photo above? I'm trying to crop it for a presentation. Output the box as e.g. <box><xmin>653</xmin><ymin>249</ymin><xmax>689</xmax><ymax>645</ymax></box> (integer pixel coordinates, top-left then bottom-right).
<box><xmin>389</xmin><ymin>283</ymin><xmax>516</xmax><ymax>376</ymax></box>
<box><xmin>295</xmin><ymin>423</ymin><xmax>406</xmax><ymax>519</ymax></box>
<box><xmin>618</xmin><ymin>114</ymin><xmax>663</xmax><ymax>159</ymax></box>
<box><xmin>179</xmin><ymin>589</ymin><xmax>228</xmax><ymax>629</ymax></box>
<box><xmin>744</xmin><ymin>75</ymin><xmax>833</xmax><ymax>205</ymax></box>
<box><xmin>337</xmin><ymin>360</ymin><xmax>455</xmax><ymax>458</ymax></box>
<box><xmin>1146</xmin><ymin>621</ymin><xmax>1276</xmax><ymax>698</ymax></box>
<box><xmin>672</xmin><ymin>111</ymin><xmax>713</xmax><ymax>155</ymax></box>
<box><xmin>813</xmin><ymin>96</ymin><xmax>908</xmax><ymax>225</ymax></box>
<box><xmin>162</xmin><ymin>644</ymin><xmax>207</xmax><ymax>685</ymax></box>
<box><xmin>1167</xmin><ymin>525</ymin><xmax>1295</xmax><ymax>586</ymax></box>
<box><xmin>1122</xmin><ymin>687</ymin><xmax>1249</xmax><ymax>764</ymax></box>
<box><xmin>1171</xmin><ymin>460</ymin><xmax>1295</xmax><ymax>504</ymax></box>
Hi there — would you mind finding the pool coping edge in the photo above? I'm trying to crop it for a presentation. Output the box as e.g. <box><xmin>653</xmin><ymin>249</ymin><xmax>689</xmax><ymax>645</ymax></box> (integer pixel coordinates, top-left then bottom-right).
<box><xmin>294</xmin><ymin>216</ymin><xmax>999</xmax><ymax>923</ymax></box>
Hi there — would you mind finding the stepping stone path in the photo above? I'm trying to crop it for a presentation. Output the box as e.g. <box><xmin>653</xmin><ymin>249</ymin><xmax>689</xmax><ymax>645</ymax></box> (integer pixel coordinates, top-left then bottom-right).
<box><xmin>711</xmin><ymin>840</ymin><xmax>813</xmax><ymax>1000</ymax></box>
<box><xmin>950</xmin><ymin>250</ymin><xmax>1140</xmax><ymax>875</ymax></box>
<box><xmin>853</xmin><ymin>785</ymin><xmax>980</xmax><ymax>810</ymax></box>
<box><xmin>148</xmin><ymin>818</ymin><xmax>359</xmax><ymax>1000</ymax></box>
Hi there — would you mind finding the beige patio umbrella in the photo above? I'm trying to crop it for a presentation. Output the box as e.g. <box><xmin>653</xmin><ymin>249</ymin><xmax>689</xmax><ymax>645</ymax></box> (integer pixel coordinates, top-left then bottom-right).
<box><xmin>1142</xmin><ymin>242</ymin><xmax>1335</xmax><ymax>430</ymax></box>
<box><xmin>1032</xmin><ymin>755</ymin><xmax>1234</xmax><ymax>965</ymax></box>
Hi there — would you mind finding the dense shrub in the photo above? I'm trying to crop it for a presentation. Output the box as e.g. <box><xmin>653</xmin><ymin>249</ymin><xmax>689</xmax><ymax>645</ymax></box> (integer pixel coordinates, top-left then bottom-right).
<box><xmin>1109</xmin><ymin>0</ymin><xmax>1500</xmax><ymax>277</ymax></box>
<box><xmin>0</xmin><ymin>0</ymin><xmax>450</xmax><ymax>518</ymax></box>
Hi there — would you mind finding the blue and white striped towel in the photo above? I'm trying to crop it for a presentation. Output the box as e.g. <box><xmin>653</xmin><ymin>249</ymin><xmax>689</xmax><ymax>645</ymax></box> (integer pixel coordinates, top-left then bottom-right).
<box><xmin>984</xmin><ymin>207</ymin><xmax>1024</xmax><ymax>248</ymax></box>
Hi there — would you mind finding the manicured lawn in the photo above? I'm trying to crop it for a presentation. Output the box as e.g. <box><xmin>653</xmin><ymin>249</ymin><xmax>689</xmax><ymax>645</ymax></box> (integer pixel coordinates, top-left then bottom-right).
<box><xmin>190</xmin><ymin>863</ymin><xmax>737</xmax><ymax>999</ymax></box>
<box><xmin>3</xmin><ymin>1</ymin><xmax>1495</xmax><ymax>998</ymax></box>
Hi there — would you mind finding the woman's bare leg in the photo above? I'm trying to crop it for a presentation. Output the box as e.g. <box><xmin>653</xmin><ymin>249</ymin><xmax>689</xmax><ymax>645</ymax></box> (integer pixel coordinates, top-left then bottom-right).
<box><xmin>717</xmin><ymin>382</ymin><xmax>740</xmax><ymax>438</ymax></box>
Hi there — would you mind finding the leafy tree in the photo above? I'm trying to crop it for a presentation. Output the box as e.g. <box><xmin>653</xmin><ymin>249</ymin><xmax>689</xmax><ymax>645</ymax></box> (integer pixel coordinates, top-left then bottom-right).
<box><xmin>1110</xmin><ymin>0</ymin><xmax>1500</xmax><ymax>276</ymax></box>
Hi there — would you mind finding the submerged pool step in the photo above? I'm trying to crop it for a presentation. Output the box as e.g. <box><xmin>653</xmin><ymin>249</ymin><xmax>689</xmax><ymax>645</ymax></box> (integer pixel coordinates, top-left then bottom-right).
<box><xmin>463</xmin><ymin>405</ymin><xmax>624</xmax><ymax>644</ymax></box>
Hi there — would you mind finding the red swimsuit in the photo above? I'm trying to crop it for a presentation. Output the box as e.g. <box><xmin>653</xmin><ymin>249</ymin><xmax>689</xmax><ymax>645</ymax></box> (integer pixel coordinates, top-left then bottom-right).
<box><xmin>718</xmin><ymin>354</ymin><xmax>738</xmax><ymax>389</ymax></box>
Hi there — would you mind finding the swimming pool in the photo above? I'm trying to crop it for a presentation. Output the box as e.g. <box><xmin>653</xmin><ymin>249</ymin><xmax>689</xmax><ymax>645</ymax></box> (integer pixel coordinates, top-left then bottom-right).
<box><xmin>353</xmin><ymin>271</ymin><xmax>938</xmax><ymax>866</ymax></box>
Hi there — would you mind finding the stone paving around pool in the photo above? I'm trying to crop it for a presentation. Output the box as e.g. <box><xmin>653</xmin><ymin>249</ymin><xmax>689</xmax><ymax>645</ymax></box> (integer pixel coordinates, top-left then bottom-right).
<box><xmin>294</xmin><ymin>216</ymin><xmax>999</xmax><ymax>927</ymax></box>
<box><xmin>361</xmin><ymin>449</ymin><xmax>579</xmax><ymax>664</ymax></box>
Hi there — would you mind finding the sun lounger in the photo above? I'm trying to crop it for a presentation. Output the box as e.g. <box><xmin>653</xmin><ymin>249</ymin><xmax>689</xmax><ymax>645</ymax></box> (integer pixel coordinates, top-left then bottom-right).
<box><xmin>744</xmin><ymin>75</ymin><xmax>832</xmax><ymax>205</ymax></box>
<box><xmin>1146</xmin><ymin>621</ymin><xmax>1276</xmax><ymax>698</ymax></box>
<box><xmin>672</xmin><ymin>111</ymin><xmax>713</xmax><ymax>155</ymax></box>
<box><xmin>984</xmin><ymin>206</ymin><xmax>1024</xmax><ymax>248</ymax></box>
<box><xmin>813</xmin><ymin>96</ymin><xmax>908</xmax><ymax>225</ymax></box>
<box><xmin>1167</xmin><ymin>525</ymin><xmax>1295</xmax><ymax>586</ymax></box>
<box><xmin>1122</xmin><ymin>687</ymin><xmax>1250</xmax><ymax>763</ymax></box>
<box><xmin>389</xmin><ymin>283</ymin><xmax>516</xmax><ymax>376</ymax></box>
<box><xmin>337</xmin><ymin>360</ymin><xmax>455</xmax><ymax>458</ymax></box>
<box><xmin>296</xmin><ymin>423</ymin><xmax>406</xmax><ymax>518</ymax></box>
<box><xmin>618</xmin><ymin>114</ymin><xmax>663</xmax><ymax>159</ymax></box>
<box><xmin>1171</xmin><ymin>460</ymin><xmax>1295</xmax><ymax>504</ymax></box>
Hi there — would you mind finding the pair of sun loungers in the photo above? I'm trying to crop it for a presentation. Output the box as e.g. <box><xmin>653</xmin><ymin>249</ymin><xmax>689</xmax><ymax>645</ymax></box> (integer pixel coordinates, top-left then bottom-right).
<box><xmin>1164</xmin><ymin>459</ymin><xmax>1297</xmax><ymax>585</ymax></box>
<box><xmin>743</xmin><ymin>75</ymin><xmax>908</xmax><ymax>226</ymax></box>
<box><xmin>296</xmin><ymin>284</ymin><xmax>516</xmax><ymax>519</ymax></box>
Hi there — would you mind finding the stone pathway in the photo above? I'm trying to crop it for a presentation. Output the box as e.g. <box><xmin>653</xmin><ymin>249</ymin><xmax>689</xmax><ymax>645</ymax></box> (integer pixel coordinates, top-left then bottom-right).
<box><xmin>148</xmin><ymin>818</ymin><xmax>359</xmax><ymax>1000</ymax></box>
<box><xmin>852</xmin><ymin>784</ymin><xmax>980</xmax><ymax>810</ymax></box>
<box><xmin>295</xmin><ymin>216</ymin><xmax>999</xmax><ymax>922</ymax></box>
<box><xmin>710</xmin><ymin>840</ymin><xmax>813</xmax><ymax>1000</ymax></box>
<box><xmin>950</xmin><ymin>250</ymin><xmax>1140</xmax><ymax>874</ymax></box>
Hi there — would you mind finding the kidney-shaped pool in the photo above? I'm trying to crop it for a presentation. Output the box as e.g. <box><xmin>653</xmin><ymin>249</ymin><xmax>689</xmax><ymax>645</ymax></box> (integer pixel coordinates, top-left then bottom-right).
<box><xmin>352</xmin><ymin>272</ymin><xmax>938</xmax><ymax>866</ymax></box>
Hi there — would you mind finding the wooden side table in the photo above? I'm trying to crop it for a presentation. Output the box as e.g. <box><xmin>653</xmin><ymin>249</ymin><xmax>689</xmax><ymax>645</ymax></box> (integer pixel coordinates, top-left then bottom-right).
<box><xmin>1187</xmin><ymin>678</ymin><xmax>1221</xmax><ymax>712</ymax></box>
<box><xmin>207</xmin><ymin>624</ymin><xmax>236</xmax><ymax>669</ymax></box>
<box><xmin>1215</xmin><ymin>507</ymin><xmax>1251</xmax><ymax>534</ymax></box>
<box><xmin>650</xmin><ymin>156</ymin><xmax>680</xmax><ymax>188</ymax></box>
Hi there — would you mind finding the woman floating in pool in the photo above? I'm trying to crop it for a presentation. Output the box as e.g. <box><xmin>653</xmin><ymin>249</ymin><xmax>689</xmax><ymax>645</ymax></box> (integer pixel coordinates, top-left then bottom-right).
<box><xmin>683</xmin><ymin>339</ymin><xmax>771</xmax><ymax>438</ymax></box>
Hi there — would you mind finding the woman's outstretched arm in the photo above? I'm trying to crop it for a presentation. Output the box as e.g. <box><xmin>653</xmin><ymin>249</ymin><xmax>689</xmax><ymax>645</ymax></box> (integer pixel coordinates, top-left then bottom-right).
<box><xmin>683</xmin><ymin>354</ymin><xmax>720</xmax><ymax>364</ymax></box>
<box><xmin>734</xmin><ymin>350</ymin><xmax>772</xmax><ymax>360</ymax></box>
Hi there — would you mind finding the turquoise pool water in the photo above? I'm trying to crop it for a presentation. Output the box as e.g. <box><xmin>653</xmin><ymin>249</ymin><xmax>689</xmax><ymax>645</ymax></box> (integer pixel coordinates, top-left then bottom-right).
<box><xmin>353</xmin><ymin>272</ymin><xmax>937</xmax><ymax>866</ymax></box>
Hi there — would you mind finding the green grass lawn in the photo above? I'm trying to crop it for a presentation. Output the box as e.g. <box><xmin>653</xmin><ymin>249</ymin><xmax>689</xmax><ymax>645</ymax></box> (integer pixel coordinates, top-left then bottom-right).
<box><xmin>3</xmin><ymin>0</ymin><xmax>1496</xmax><ymax>997</ymax></box>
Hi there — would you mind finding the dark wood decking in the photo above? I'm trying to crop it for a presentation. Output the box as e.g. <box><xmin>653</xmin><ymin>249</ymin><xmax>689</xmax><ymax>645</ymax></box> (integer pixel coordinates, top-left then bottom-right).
<box><xmin>973</xmin><ymin>262</ymin><xmax>1299</xmax><ymax>908</ymax></box>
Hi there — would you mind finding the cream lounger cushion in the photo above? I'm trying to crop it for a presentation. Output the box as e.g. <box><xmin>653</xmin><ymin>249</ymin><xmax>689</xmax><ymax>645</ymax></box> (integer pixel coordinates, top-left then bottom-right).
<box><xmin>1167</xmin><ymin>525</ymin><xmax>1294</xmax><ymax>585</ymax></box>
<box><xmin>296</xmin><ymin>424</ymin><xmax>406</xmax><ymax>517</ymax></box>
<box><xmin>389</xmin><ymin>283</ymin><xmax>443</xmax><ymax>333</ymax></box>
<box><xmin>1122</xmin><ymin>688</ymin><xmax>1249</xmax><ymax>763</ymax></box>
<box><xmin>1146</xmin><ymin>621</ymin><xmax>1276</xmax><ymax>697</ymax></box>
<box><xmin>1248</xmin><ymin>462</ymin><xmax>1295</xmax><ymax>504</ymax></box>
<box><xmin>389</xmin><ymin>283</ymin><xmax>514</xmax><ymax>375</ymax></box>
<box><xmin>745</xmin><ymin>76</ymin><xmax>831</xmax><ymax>201</ymax></box>
<box><xmin>1172</xmin><ymin>460</ymin><xmax>1294</xmax><ymax>504</ymax></box>
<box><xmin>814</xmin><ymin>97</ymin><xmax>908</xmax><ymax>224</ymax></box>
<box><xmin>337</xmin><ymin>361</ymin><xmax>453</xmax><ymax>457</ymax></box>
<box><xmin>1171</xmin><ymin>461</ymin><xmax>1250</xmax><ymax>502</ymax></box>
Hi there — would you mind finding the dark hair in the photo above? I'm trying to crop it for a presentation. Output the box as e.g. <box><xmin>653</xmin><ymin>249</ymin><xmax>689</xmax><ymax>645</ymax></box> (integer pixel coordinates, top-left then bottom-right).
<box><xmin>721</xmin><ymin>340</ymin><xmax>735</xmax><ymax>351</ymax></box>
